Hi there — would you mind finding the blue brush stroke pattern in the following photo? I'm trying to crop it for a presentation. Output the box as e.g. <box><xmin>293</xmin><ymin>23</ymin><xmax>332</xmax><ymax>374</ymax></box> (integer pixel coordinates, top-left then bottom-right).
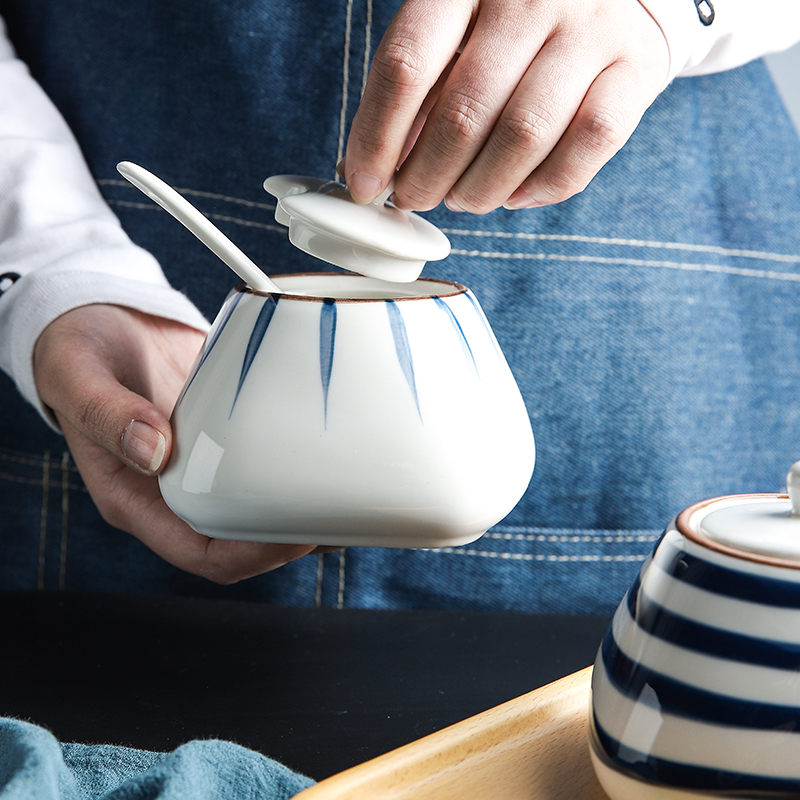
<box><xmin>230</xmin><ymin>295</ymin><xmax>279</xmax><ymax>416</ymax></box>
<box><xmin>319</xmin><ymin>298</ymin><xmax>337</xmax><ymax>426</ymax></box>
<box><xmin>433</xmin><ymin>296</ymin><xmax>478</xmax><ymax>375</ymax></box>
<box><xmin>178</xmin><ymin>290</ymin><xmax>244</xmax><ymax>406</ymax></box>
<box><xmin>386</xmin><ymin>300</ymin><xmax>421</xmax><ymax>420</ymax></box>
<box><xmin>464</xmin><ymin>291</ymin><xmax>501</xmax><ymax>355</ymax></box>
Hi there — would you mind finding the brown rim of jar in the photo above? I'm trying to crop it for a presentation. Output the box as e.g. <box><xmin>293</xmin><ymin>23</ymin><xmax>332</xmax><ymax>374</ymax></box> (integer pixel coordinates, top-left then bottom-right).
<box><xmin>675</xmin><ymin>493</ymin><xmax>800</xmax><ymax>570</ymax></box>
<box><xmin>238</xmin><ymin>274</ymin><xmax>469</xmax><ymax>303</ymax></box>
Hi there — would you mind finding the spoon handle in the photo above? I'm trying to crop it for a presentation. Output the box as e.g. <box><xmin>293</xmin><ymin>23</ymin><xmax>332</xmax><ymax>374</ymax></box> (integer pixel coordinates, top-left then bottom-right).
<box><xmin>116</xmin><ymin>162</ymin><xmax>281</xmax><ymax>294</ymax></box>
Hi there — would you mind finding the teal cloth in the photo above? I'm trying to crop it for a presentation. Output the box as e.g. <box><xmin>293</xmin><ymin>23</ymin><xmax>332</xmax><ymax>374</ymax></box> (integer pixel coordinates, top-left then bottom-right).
<box><xmin>0</xmin><ymin>718</ymin><xmax>315</xmax><ymax>799</ymax></box>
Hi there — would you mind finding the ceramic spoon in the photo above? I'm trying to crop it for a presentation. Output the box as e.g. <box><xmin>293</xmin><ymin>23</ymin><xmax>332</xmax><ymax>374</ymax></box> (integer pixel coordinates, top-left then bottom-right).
<box><xmin>116</xmin><ymin>161</ymin><xmax>282</xmax><ymax>294</ymax></box>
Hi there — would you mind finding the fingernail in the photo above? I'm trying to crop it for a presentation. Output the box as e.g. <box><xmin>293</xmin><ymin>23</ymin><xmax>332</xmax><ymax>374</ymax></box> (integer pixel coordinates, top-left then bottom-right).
<box><xmin>336</xmin><ymin>158</ymin><xmax>346</xmax><ymax>178</ymax></box>
<box><xmin>122</xmin><ymin>420</ymin><xmax>166</xmax><ymax>474</ymax></box>
<box><xmin>348</xmin><ymin>172</ymin><xmax>382</xmax><ymax>203</ymax></box>
<box><xmin>503</xmin><ymin>187</ymin><xmax>538</xmax><ymax>210</ymax></box>
<box><xmin>444</xmin><ymin>193</ymin><xmax>466</xmax><ymax>213</ymax></box>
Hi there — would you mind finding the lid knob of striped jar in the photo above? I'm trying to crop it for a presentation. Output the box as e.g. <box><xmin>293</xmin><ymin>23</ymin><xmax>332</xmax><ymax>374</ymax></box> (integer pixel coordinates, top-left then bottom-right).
<box><xmin>787</xmin><ymin>461</ymin><xmax>800</xmax><ymax>516</ymax></box>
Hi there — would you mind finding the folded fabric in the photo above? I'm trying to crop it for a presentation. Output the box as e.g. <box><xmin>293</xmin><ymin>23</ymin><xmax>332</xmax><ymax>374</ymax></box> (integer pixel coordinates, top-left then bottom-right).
<box><xmin>0</xmin><ymin>717</ymin><xmax>315</xmax><ymax>799</ymax></box>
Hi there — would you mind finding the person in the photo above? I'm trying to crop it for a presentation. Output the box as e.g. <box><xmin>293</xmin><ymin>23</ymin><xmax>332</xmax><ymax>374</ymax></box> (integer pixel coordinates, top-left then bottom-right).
<box><xmin>1</xmin><ymin>0</ymin><xmax>800</xmax><ymax>614</ymax></box>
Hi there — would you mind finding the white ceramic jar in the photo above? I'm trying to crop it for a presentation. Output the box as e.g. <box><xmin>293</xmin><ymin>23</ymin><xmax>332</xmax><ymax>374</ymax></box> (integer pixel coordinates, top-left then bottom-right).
<box><xmin>590</xmin><ymin>467</ymin><xmax>800</xmax><ymax>799</ymax></box>
<box><xmin>159</xmin><ymin>274</ymin><xmax>535</xmax><ymax>548</ymax></box>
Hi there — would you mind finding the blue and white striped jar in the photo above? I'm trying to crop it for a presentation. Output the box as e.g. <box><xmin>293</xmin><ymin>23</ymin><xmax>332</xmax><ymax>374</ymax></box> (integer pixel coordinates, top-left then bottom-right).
<box><xmin>590</xmin><ymin>487</ymin><xmax>800</xmax><ymax>799</ymax></box>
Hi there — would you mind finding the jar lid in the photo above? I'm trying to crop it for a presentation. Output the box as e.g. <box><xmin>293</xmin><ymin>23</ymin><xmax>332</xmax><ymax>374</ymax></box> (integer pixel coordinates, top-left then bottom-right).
<box><xmin>678</xmin><ymin>463</ymin><xmax>800</xmax><ymax>566</ymax></box>
<box><xmin>263</xmin><ymin>175</ymin><xmax>451</xmax><ymax>283</ymax></box>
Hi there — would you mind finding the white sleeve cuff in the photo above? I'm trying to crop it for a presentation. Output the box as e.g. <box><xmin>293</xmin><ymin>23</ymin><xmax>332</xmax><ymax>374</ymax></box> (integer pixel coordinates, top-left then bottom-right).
<box><xmin>0</xmin><ymin>248</ymin><xmax>210</xmax><ymax>429</ymax></box>
<box><xmin>638</xmin><ymin>0</ymin><xmax>800</xmax><ymax>83</ymax></box>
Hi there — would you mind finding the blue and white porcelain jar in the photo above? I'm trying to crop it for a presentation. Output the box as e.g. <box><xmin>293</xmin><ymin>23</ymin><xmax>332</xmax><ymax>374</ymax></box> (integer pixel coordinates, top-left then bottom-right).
<box><xmin>590</xmin><ymin>465</ymin><xmax>800</xmax><ymax>799</ymax></box>
<box><xmin>159</xmin><ymin>273</ymin><xmax>535</xmax><ymax>549</ymax></box>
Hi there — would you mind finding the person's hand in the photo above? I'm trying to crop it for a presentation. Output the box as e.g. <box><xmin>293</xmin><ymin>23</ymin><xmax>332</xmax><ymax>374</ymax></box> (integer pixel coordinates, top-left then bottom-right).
<box><xmin>344</xmin><ymin>0</ymin><xmax>669</xmax><ymax>213</ymax></box>
<box><xmin>34</xmin><ymin>304</ymin><xmax>324</xmax><ymax>583</ymax></box>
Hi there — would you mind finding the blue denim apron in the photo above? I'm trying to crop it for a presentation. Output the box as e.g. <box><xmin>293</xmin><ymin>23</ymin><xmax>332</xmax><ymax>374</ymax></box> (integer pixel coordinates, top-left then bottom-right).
<box><xmin>2</xmin><ymin>0</ymin><xmax>800</xmax><ymax>614</ymax></box>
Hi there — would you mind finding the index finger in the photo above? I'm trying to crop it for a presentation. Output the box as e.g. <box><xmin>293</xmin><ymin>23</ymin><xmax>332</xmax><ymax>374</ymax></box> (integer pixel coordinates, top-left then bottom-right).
<box><xmin>344</xmin><ymin>0</ymin><xmax>473</xmax><ymax>202</ymax></box>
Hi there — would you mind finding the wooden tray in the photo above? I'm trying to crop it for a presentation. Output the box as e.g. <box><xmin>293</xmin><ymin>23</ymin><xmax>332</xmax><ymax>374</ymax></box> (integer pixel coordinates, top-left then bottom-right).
<box><xmin>295</xmin><ymin>666</ymin><xmax>609</xmax><ymax>800</ymax></box>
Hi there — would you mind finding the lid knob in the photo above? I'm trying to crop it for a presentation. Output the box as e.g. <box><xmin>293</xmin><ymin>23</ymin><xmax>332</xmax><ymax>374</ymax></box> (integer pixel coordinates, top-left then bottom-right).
<box><xmin>787</xmin><ymin>461</ymin><xmax>800</xmax><ymax>516</ymax></box>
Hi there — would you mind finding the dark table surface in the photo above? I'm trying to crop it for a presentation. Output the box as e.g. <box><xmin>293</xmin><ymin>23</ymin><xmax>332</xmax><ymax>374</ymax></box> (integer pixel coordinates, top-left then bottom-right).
<box><xmin>0</xmin><ymin>591</ymin><xmax>610</xmax><ymax>781</ymax></box>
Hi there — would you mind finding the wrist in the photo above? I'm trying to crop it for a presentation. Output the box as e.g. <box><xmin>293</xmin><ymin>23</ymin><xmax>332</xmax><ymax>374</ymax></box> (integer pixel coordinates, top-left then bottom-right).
<box><xmin>636</xmin><ymin>0</ymin><xmax>716</xmax><ymax>83</ymax></box>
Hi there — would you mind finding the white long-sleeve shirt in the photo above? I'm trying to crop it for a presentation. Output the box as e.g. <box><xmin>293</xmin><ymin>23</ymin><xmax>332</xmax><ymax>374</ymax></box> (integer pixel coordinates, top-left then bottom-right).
<box><xmin>0</xmin><ymin>16</ymin><xmax>209</xmax><ymax>424</ymax></box>
<box><xmin>641</xmin><ymin>0</ymin><xmax>800</xmax><ymax>82</ymax></box>
<box><xmin>1</xmin><ymin>3</ymin><xmax>799</xmax><ymax>423</ymax></box>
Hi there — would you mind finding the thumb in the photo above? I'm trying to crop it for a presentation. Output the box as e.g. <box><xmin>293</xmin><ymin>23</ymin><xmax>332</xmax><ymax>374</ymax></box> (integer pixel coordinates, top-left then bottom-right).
<box><xmin>58</xmin><ymin>374</ymin><xmax>172</xmax><ymax>476</ymax></box>
<box><xmin>120</xmin><ymin>415</ymin><xmax>169</xmax><ymax>475</ymax></box>
<box><xmin>36</xmin><ymin>345</ymin><xmax>172</xmax><ymax>477</ymax></box>
<box><xmin>33</xmin><ymin>305</ymin><xmax>200</xmax><ymax>477</ymax></box>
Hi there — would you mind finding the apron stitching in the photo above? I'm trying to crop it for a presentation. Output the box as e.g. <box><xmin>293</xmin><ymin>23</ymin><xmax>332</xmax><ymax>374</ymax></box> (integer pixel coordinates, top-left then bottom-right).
<box><xmin>104</xmin><ymin>194</ymin><xmax>800</xmax><ymax>269</ymax></box>
<box><xmin>361</xmin><ymin>0</ymin><xmax>372</xmax><ymax>97</ymax></box>
<box><xmin>0</xmin><ymin>451</ymin><xmax>46</xmax><ymax>467</ymax></box>
<box><xmin>336</xmin><ymin>0</ymin><xmax>356</xmax><ymax>173</ymax></box>
<box><xmin>0</xmin><ymin>472</ymin><xmax>86</xmax><ymax>491</ymax></box>
<box><xmin>99</xmin><ymin>186</ymin><xmax>800</xmax><ymax>267</ymax></box>
<box><xmin>59</xmin><ymin>451</ymin><xmax>70</xmax><ymax>590</ymax></box>
<box><xmin>336</xmin><ymin>550</ymin><xmax>346</xmax><ymax>609</ymax></box>
<box><xmin>485</xmin><ymin>532</ymin><xmax>660</xmax><ymax>543</ymax></box>
<box><xmin>433</xmin><ymin>548</ymin><xmax>648</xmax><ymax>562</ymax></box>
<box><xmin>493</xmin><ymin>525</ymin><xmax>662</xmax><ymax>535</ymax></box>
<box><xmin>37</xmin><ymin>450</ymin><xmax>50</xmax><ymax>590</ymax></box>
<box><xmin>103</xmin><ymin>188</ymin><xmax>800</xmax><ymax>271</ymax></box>
<box><xmin>444</xmin><ymin>230</ymin><xmax>800</xmax><ymax>264</ymax></box>
<box><xmin>315</xmin><ymin>553</ymin><xmax>325</xmax><ymax>607</ymax></box>
<box><xmin>105</xmin><ymin>200</ymin><xmax>283</xmax><ymax>233</ymax></box>
<box><xmin>0</xmin><ymin>450</ymin><xmax>80</xmax><ymax>472</ymax></box>
<box><xmin>452</xmin><ymin>249</ymin><xmax>800</xmax><ymax>282</ymax></box>
<box><xmin>195</xmin><ymin>213</ymin><xmax>280</xmax><ymax>232</ymax></box>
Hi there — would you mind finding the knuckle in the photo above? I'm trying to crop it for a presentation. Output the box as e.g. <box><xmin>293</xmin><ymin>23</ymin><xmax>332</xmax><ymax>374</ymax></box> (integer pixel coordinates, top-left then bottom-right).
<box><xmin>435</xmin><ymin>90</ymin><xmax>493</xmax><ymax>150</ymax></box>
<box><xmin>195</xmin><ymin>542</ymin><xmax>255</xmax><ymax>585</ymax></box>
<box><xmin>451</xmin><ymin>186</ymin><xmax>497</xmax><ymax>215</ymax></box>
<box><xmin>195</xmin><ymin>542</ymin><xmax>317</xmax><ymax>585</ymax></box>
<box><xmin>395</xmin><ymin>171</ymin><xmax>441</xmax><ymax>211</ymax></box>
<box><xmin>495</xmin><ymin>104</ymin><xmax>556</xmax><ymax>154</ymax></box>
<box><xmin>200</xmin><ymin>558</ymin><xmax>253</xmax><ymax>585</ymax></box>
<box><xmin>75</xmin><ymin>390</ymin><xmax>119</xmax><ymax>446</ymax></box>
<box><xmin>92</xmin><ymin>490</ymin><xmax>131</xmax><ymax>533</ymax></box>
<box><xmin>201</xmin><ymin>569</ymin><xmax>240</xmax><ymax>586</ymax></box>
<box><xmin>94</xmin><ymin>498</ymin><xmax>121</xmax><ymax>529</ymax></box>
<box><xmin>530</xmin><ymin>163</ymin><xmax>592</xmax><ymax>206</ymax></box>
<box><xmin>196</xmin><ymin>562</ymin><xmax>257</xmax><ymax>587</ymax></box>
<box><xmin>538</xmin><ymin>172</ymin><xmax>586</xmax><ymax>205</ymax></box>
<box><xmin>370</xmin><ymin>37</ymin><xmax>430</xmax><ymax>94</ymax></box>
<box><xmin>528</xmin><ymin>103</ymin><xmax>633</xmax><ymax>207</ymax></box>
<box><xmin>574</xmin><ymin>102</ymin><xmax>629</xmax><ymax>154</ymax></box>
<box><xmin>349</xmin><ymin>131</ymin><xmax>396</xmax><ymax>162</ymax></box>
